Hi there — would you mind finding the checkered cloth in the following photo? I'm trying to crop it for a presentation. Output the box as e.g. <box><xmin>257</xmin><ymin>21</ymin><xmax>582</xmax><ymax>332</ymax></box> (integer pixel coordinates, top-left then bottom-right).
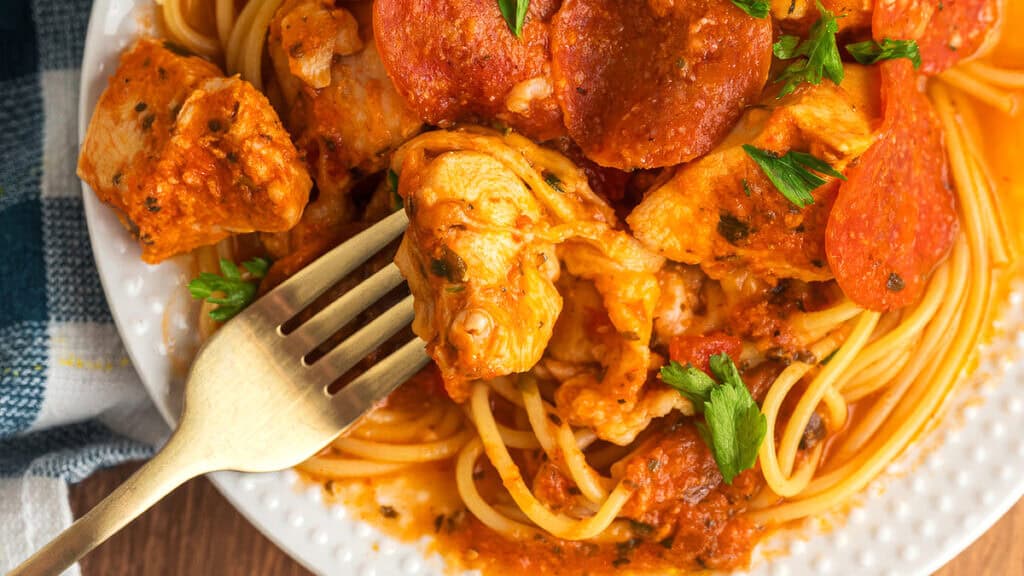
<box><xmin>0</xmin><ymin>1</ymin><xmax>168</xmax><ymax>572</ymax></box>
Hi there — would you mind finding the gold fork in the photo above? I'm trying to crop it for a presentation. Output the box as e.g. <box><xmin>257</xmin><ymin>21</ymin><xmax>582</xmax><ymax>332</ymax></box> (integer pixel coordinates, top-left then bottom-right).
<box><xmin>11</xmin><ymin>209</ymin><xmax>427</xmax><ymax>576</ymax></box>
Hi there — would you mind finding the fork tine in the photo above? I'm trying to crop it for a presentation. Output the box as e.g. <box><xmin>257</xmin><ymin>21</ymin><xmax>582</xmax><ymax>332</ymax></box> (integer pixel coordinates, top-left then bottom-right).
<box><xmin>329</xmin><ymin>338</ymin><xmax>430</xmax><ymax>429</ymax></box>
<box><xmin>285</xmin><ymin>263</ymin><xmax>406</xmax><ymax>351</ymax></box>
<box><xmin>306</xmin><ymin>294</ymin><xmax>416</xmax><ymax>385</ymax></box>
<box><xmin>249</xmin><ymin>210</ymin><xmax>409</xmax><ymax>325</ymax></box>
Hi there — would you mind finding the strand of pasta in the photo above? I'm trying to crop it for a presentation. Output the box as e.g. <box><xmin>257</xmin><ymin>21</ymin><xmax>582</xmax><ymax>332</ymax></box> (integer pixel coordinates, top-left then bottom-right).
<box><xmin>520</xmin><ymin>378</ymin><xmax>612</xmax><ymax>503</ymax></box>
<box><xmin>959</xmin><ymin>61</ymin><xmax>1024</xmax><ymax>89</ymax></box>
<box><xmin>157</xmin><ymin>0</ymin><xmax>221</xmax><ymax>58</ymax></box>
<box><xmin>757</xmin><ymin>362</ymin><xmax>814</xmax><ymax>497</ymax></box>
<box><xmin>297</xmin><ymin>456</ymin><xmax>409</xmax><ymax>478</ymax></box>
<box><xmin>938</xmin><ymin>68</ymin><xmax>1020</xmax><ymax>116</ymax></box>
<box><xmin>455</xmin><ymin>438</ymin><xmax>539</xmax><ymax>539</ymax></box>
<box><xmin>777</xmin><ymin>311</ymin><xmax>881</xmax><ymax>477</ymax></box>
<box><xmin>215</xmin><ymin>0</ymin><xmax>236</xmax><ymax>52</ymax></box>
<box><xmin>332</xmin><ymin>428</ymin><xmax>474</xmax><ymax>463</ymax></box>
<box><xmin>469</xmin><ymin>383</ymin><xmax>633</xmax><ymax>540</ymax></box>
<box><xmin>789</xmin><ymin>300</ymin><xmax>863</xmax><ymax>346</ymax></box>
<box><xmin>349</xmin><ymin>404</ymin><xmax>449</xmax><ymax>442</ymax></box>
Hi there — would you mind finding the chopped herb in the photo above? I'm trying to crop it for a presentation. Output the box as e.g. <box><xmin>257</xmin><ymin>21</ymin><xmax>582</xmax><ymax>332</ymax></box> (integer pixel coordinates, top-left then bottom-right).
<box><xmin>717</xmin><ymin>213</ymin><xmax>751</xmax><ymax>245</ymax></box>
<box><xmin>188</xmin><ymin>257</ymin><xmax>269</xmax><ymax>322</ymax></box>
<box><xmin>543</xmin><ymin>172</ymin><xmax>565</xmax><ymax>193</ymax></box>
<box><xmin>742</xmin><ymin>145</ymin><xmax>845</xmax><ymax>208</ymax></box>
<box><xmin>388</xmin><ymin>169</ymin><xmax>402</xmax><ymax>210</ymax></box>
<box><xmin>134</xmin><ymin>101</ymin><xmax>147</xmax><ymax>112</ymax></box>
<box><xmin>497</xmin><ymin>0</ymin><xmax>530</xmax><ymax>37</ymax></box>
<box><xmin>663</xmin><ymin>354</ymin><xmax>767</xmax><ymax>484</ymax></box>
<box><xmin>660</xmin><ymin>360</ymin><xmax>718</xmax><ymax>410</ymax></box>
<box><xmin>772</xmin><ymin>1</ymin><xmax>844</xmax><ymax>98</ymax></box>
<box><xmin>379</xmin><ymin>505</ymin><xmax>399</xmax><ymax>519</ymax></box>
<box><xmin>144</xmin><ymin>196</ymin><xmax>160</xmax><ymax>213</ymax></box>
<box><xmin>141</xmin><ymin>114</ymin><xmax>156</xmax><ymax>131</ymax></box>
<box><xmin>742</xmin><ymin>179</ymin><xmax>752</xmax><ymax>197</ymax></box>
<box><xmin>820</xmin><ymin>349</ymin><xmax>838</xmax><ymax>365</ymax></box>
<box><xmin>112</xmin><ymin>172</ymin><xmax>123</xmax><ymax>186</ymax></box>
<box><xmin>846</xmin><ymin>38</ymin><xmax>922</xmax><ymax>69</ymax></box>
<box><xmin>646</xmin><ymin>458</ymin><xmax>661</xmax><ymax>472</ymax></box>
<box><xmin>886</xmin><ymin>272</ymin><xmax>905</xmax><ymax>292</ymax></box>
<box><xmin>445</xmin><ymin>284</ymin><xmax>466</xmax><ymax>293</ymax></box>
<box><xmin>629</xmin><ymin>520</ymin><xmax>656</xmax><ymax>536</ymax></box>
<box><xmin>730</xmin><ymin>0</ymin><xmax>770</xmax><ymax>18</ymax></box>
<box><xmin>429</xmin><ymin>246</ymin><xmax>467</xmax><ymax>283</ymax></box>
<box><xmin>675</xmin><ymin>57</ymin><xmax>687</xmax><ymax>69</ymax></box>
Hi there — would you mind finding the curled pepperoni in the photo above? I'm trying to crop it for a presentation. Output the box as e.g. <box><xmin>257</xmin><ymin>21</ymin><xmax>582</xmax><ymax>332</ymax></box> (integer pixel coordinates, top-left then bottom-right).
<box><xmin>373</xmin><ymin>0</ymin><xmax>564</xmax><ymax>140</ymax></box>
<box><xmin>550</xmin><ymin>0</ymin><xmax>772</xmax><ymax>169</ymax></box>
<box><xmin>825</xmin><ymin>60</ymin><xmax>958</xmax><ymax>312</ymax></box>
<box><xmin>873</xmin><ymin>0</ymin><xmax>1001</xmax><ymax>74</ymax></box>
<box><xmin>669</xmin><ymin>333</ymin><xmax>744</xmax><ymax>375</ymax></box>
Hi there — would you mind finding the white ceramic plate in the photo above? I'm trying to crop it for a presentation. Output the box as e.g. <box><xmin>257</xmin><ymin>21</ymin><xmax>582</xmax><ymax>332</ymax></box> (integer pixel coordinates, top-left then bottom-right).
<box><xmin>79</xmin><ymin>1</ymin><xmax>1024</xmax><ymax>574</ymax></box>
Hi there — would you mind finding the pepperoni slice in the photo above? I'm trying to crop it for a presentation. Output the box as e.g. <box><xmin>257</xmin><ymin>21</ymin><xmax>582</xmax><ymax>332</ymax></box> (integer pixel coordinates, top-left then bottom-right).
<box><xmin>550</xmin><ymin>0</ymin><xmax>772</xmax><ymax>169</ymax></box>
<box><xmin>825</xmin><ymin>60</ymin><xmax>958</xmax><ymax>312</ymax></box>
<box><xmin>873</xmin><ymin>0</ymin><xmax>1001</xmax><ymax>74</ymax></box>
<box><xmin>373</xmin><ymin>0</ymin><xmax>564</xmax><ymax>140</ymax></box>
<box><xmin>669</xmin><ymin>333</ymin><xmax>744</xmax><ymax>375</ymax></box>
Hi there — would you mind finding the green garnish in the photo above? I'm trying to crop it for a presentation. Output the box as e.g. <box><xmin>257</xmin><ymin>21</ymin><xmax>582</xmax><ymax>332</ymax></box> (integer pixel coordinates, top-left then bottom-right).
<box><xmin>772</xmin><ymin>1</ymin><xmax>844</xmax><ymax>98</ymax></box>
<box><xmin>660</xmin><ymin>360</ymin><xmax>719</xmax><ymax>409</ymax></box>
<box><xmin>497</xmin><ymin>0</ymin><xmax>529</xmax><ymax>37</ymax></box>
<box><xmin>188</xmin><ymin>257</ymin><xmax>269</xmax><ymax>322</ymax></box>
<box><xmin>544</xmin><ymin>172</ymin><xmax>565</xmax><ymax>193</ymax></box>
<box><xmin>742</xmin><ymin>145</ymin><xmax>846</xmax><ymax>208</ymax></box>
<box><xmin>846</xmin><ymin>38</ymin><xmax>922</xmax><ymax>69</ymax></box>
<box><xmin>730</xmin><ymin>0</ymin><xmax>770</xmax><ymax>18</ymax></box>
<box><xmin>662</xmin><ymin>353</ymin><xmax>767</xmax><ymax>484</ymax></box>
<box><xmin>387</xmin><ymin>169</ymin><xmax>403</xmax><ymax>210</ymax></box>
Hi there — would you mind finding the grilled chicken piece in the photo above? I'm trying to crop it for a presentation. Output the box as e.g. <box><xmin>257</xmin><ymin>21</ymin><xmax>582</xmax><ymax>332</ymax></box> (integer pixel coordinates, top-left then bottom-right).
<box><xmin>265</xmin><ymin>0</ymin><xmax>423</xmax><ymax>257</ymax></box>
<box><xmin>395</xmin><ymin>150</ymin><xmax>564</xmax><ymax>397</ymax></box>
<box><xmin>627</xmin><ymin>65</ymin><xmax>881</xmax><ymax>283</ymax></box>
<box><xmin>394</xmin><ymin>129</ymin><xmax>669</xmax><ymax>443</ymax></box>
<box><xmin>78</xmin><ymin>38</ymin><xmax>311</xmax><ymax>263</ymax></box>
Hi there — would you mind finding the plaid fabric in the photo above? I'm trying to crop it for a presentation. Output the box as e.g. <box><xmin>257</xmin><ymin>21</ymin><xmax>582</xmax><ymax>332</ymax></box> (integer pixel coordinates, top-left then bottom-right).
<box><xmin>1</xmin><ymin>0</ymin><xmax>165</xmax><ymax>570</ymax></box>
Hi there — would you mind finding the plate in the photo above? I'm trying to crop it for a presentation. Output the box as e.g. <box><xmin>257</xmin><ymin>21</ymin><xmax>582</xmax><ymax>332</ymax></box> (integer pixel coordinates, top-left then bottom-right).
<box><xmin>78</xmin><ymin>1</ymin><xmax>1024</xmax><ymax>574</ymax></box>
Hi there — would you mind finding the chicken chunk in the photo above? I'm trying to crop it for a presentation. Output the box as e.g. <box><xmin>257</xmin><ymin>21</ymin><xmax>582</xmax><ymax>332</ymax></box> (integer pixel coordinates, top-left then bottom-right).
<box><xmin>265</xmin><ymin>0</ymin><xmax>423</xmax><ymax>257</ymax></box>
<box><xmin>627</xmin><ymin>65</ymin><xmax>881</xmax><ymax>283</ymax></box>
<box><xmin>395</xmin><ymin>151</ymin><xmax>563</xmax><ymax>392</ymax></box>
<box><xmin>394</xmin><ymin>128</ymin><xmax>673</xmax><ymax>443</ymax></box>
<box><xmin>78</xmin><ymin>39</ymin><xmax>311</xmax><ymax>263</ymax></box>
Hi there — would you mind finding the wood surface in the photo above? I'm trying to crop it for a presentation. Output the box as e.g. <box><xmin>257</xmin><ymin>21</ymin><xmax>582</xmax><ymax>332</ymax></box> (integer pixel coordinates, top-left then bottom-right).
<box><xmin>70</xmin><ymin>463</ymin><xmax>1023</xmax><ymax>575</ymax></box>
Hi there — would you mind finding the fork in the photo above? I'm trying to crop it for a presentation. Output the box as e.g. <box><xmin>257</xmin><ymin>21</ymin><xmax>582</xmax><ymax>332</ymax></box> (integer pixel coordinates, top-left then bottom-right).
<box><xmin>11</xmin><ymin>209</ymin><xmax>428</xmax><ymax>576</ymax></box>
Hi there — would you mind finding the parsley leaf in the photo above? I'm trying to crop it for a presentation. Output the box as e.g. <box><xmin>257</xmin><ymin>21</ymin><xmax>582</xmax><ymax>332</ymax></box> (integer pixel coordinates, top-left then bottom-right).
<box><xmin>730</xmin><ymin>0</ymin><xmax>769</xmax><ymax>18</ymax></box>
<box><xmin>388</xmin><ymin>169</ymin><xmax>403</xmax><ymax>210</ymax></box>
<box><xmin>497</xmin><ymin>0</ymin><xmax>530</xmax><ymax>37</ymax></box>
<box><xmin>663</xmin><ymin>353</ymin><xmax>767</xmax><ymax>484</ymax></box>
<box><xmin>742</xmin><ymin>145</ymin><xmax>846</xmax><ymax>208</ymax></box>
<box><xmin>188</xmin><ymin>257</ymin><xmax>269</xmax><ymax>322</ymax></box>
<box><xmin>846</xmin><ymin>38</ymin><xmax>922</xmax><ymax>69</ymax></box>
<box><xmin>660</xmin><ymin>360</ymin><xmax>718</xmax><ymax>409</ymax></box>
<box><xmin>772</xmin><ymin>1</ymin><xmax>844</xmax><ymax>98</ymax></box>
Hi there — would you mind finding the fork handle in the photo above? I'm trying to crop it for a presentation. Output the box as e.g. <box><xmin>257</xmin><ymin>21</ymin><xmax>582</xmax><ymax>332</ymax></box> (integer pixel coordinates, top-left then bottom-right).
<box><xmin>9</xmin><ymin>426</ymin><xmax>215</xmax><ymax>576</ymax></box>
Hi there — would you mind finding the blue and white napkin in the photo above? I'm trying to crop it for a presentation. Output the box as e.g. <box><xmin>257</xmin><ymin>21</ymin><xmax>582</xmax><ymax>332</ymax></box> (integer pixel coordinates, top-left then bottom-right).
<box><xmin>0</xmin><ymin>0</ymin><xmax>167</xmax><ymax>571</ymax></box>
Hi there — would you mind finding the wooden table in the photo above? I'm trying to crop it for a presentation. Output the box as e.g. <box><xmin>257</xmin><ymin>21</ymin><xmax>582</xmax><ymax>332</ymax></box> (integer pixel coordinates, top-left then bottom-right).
<box><xmin>71</xmin><ymin>463</ymin><xmax>1024</xmax><ymax>575</ymax></box>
